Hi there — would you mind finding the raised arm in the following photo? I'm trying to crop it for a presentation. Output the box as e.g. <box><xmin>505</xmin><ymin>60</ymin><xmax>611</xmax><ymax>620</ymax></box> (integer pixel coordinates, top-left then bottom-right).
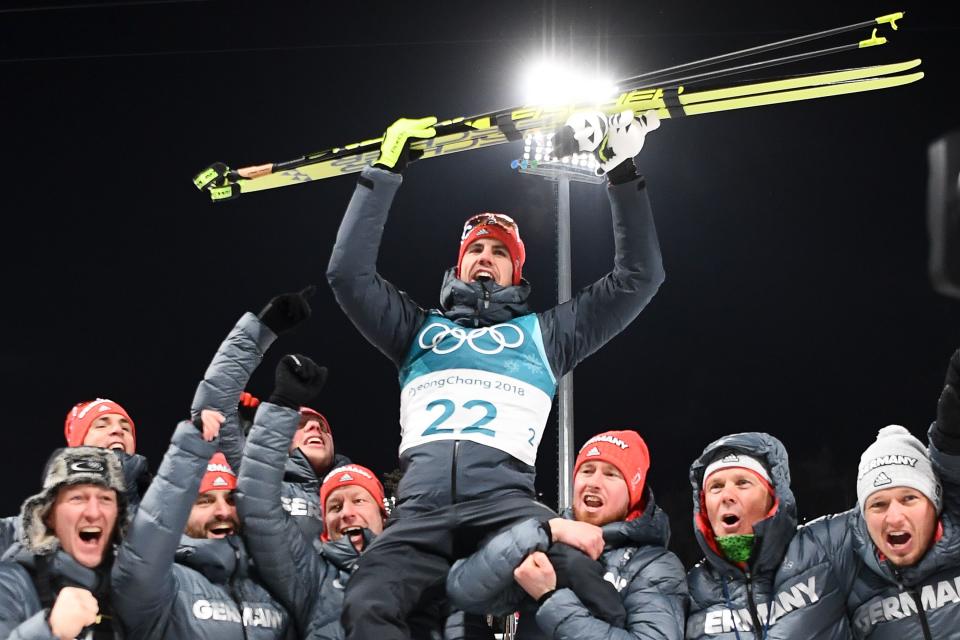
<box><xmin>236</xmin><ymin>354</ymin><xmax>330</xmax><ymax>636</ymax></box>
<box><xmin>111</xmin><ymin>421</ymin><xmax>217</xmax><ymax>639</ymax></box>
<box><xmin>326</xmin><ymin>119</ymin><xmax>437</xmax><ymax>366</ymax></box>
<box><xmin>190</xmin><ymin>288</ymin><xmax>313</xmax><ymax>472</ymax></box>
<box><xmin>539</xmin><ymin>111</ymin><xmax>665</xmax><ymax>377</ymax></box>
<box><xmin>929</xmin><ymin>347</ymin><xmax>960</xmax><ymax>510</ymax></box>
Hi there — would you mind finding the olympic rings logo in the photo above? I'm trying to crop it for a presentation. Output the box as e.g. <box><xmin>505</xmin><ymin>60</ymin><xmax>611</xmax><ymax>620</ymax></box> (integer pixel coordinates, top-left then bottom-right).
<box><xmin>418</xmin><ymin>322</ymin><xmax>525</xmax><ymax>355</ymax></box>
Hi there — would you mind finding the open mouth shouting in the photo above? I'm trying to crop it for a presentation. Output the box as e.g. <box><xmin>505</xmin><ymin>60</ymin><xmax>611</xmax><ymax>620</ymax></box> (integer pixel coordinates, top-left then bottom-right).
<box><xmin>69</xmin><ymin>524</ymin><xmax>111</xmax><ymax>567</ymax></box>
<box><xmin>582</xmin><ymin>493</ymin><xmax>604</xmax><ymax>511</ymax></box>
<box><xmin>206</xmin><ymin>519</ymin><xmax>237</xmax><ymax>539</ymax></box>
<box><xmin>78</xmin><ymin>526</ymin><xmax>104</xmax><ymax>546</ymax></box>
<box><xmin>471</xmin><ymin>269</ymin><xmax>495</xmax><ymax>282</ymax></box>
<box><xmin>720</xmin><ymin>513</ymin><xmax>742</xmax><ymax>531</ymax></box>
<box><xmin>303</xmin><ymin>435</ymin><xmax>326</xmax><ymax>449</ymax></box>
<box><xmin>884</xmin><ymin>530</ymin><xmax>914</xmax><ymax>555</ymax></box>
<box><xmin>341</xmin><ymin>526</ymin><xmax>367</xmax><ymax>551</ymax></box>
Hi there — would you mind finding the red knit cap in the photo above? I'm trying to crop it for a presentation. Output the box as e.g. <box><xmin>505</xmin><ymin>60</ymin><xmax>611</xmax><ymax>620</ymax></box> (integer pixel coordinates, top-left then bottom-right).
<box><xmin>319</xmin><ymin>464</ymin><xmax>387</xmax><ymax>537</ymax></box>
<box><xmin>199</xmin><ymin>452</ymin><xmax>237</xmax><ymax>494</ymax></box>
<box><xmin>64</xmin><ymin>399</ymin><xmax>136</xmax><ymax>448</ymax></box>
<box><xmin>456</xmin><ymin>213</ymin><xmax>526</xmax><ymax>286</ymax></box>
<box><xmin>574</xmin><ymin>430</ymin><xmax>650</xmax><ymax>516</ymax></box>
<box><xmin>300</xmin><ymin>407</ymin><xmax>332</xmax><ymax>436</ymax></box>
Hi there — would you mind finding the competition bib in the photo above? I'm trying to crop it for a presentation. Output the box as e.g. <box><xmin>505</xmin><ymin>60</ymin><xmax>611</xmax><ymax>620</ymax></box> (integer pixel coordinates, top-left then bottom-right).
<box><xmin>398</xmin><ymin>315</ymin><xmax>556</xmax><ymax>465</ymax></box>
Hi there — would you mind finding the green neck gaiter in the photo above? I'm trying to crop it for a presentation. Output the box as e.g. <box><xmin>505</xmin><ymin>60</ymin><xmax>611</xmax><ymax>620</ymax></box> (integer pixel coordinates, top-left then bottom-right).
<box><xmin>716</xmin><ymin>534</ymin><xmax>755</xmax><ymax>564</ymax></box>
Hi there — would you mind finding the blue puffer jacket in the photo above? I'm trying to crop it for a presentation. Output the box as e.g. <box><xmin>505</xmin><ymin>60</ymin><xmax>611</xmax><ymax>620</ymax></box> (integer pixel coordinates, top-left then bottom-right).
<box><xmin>111</xmin><ymin>422</ymin><xmax>293</xmax><ymax>640</ymax></box>
<box><xmin>846</xmin><ymin>427</ymin><xmax>960</xmax><ymax>639</ymax></box>
<box><xmin>446</xmin><ymin>490</ymin><xmax>688</xmax><ymax>639</ymax></box>
<box><xmin>686</xmin><ymin>432</ymin><xmax>858</xmax><ymax>640</ymax></box>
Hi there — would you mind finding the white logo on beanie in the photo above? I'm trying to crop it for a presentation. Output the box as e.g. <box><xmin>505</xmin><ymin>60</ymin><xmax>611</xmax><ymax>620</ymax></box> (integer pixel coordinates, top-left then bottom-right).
<box><xmin>858</xmin><ymin>455</ymin><xmax>918</xmax><ymax>479</ymax></box>
<box><xmin>631</xmin><ymin>472</ymin><xmax>643</xmax><ymax>487</ymax></box>
<box><xmin>721</xmin><ymin>454</ymin><xmax>739</xmax><ymax>463</ymax></box>
<box><xmin>206</xmin><ymin>462</ymin><xmax>235</xmax><ymax>476</ymax></box>
<box><xmin>339</xmin><ymin>473</ymin><xmax>353</xmax><ymax>482</ymax></box>
<box><xmin>212</xmin><ymin>476</ymin><xmax>229</xmax><ymax>488</ymax></box>
<box><xmin>586</xmin><ymin>446</ymin><xmax>601</xmax><ymax>457</ymax></box>
<box><xmin>873</xmin><ymin>472</ymin><xmax>892</xmax><ymax>487</ymax></box>
<box><xmin>581</xmin><ymin>434</ymin><xmax>629</xmax><ymax>450</ymax></box>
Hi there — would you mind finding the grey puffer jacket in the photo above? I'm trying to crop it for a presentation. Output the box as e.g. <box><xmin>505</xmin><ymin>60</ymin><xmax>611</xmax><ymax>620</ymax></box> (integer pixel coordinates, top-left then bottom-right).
<box><xmin>0</xmin><ymin>548</ymin><xmax>119</xmax><ymax>639</ymax></box>
<box><xmin>847</xmin><ymin>427</ymin><xmax>960</xmax><ymax>639</ymax></box>
<box><xmin>237</xmin><ymin>402</ymin><xmax>363</xmax><ymax>639</ymax></box>
<box><xmin>686</xmin><ymin>432</ymin><xmax>858</xmax><ymax>640</ymax></box>
<box><xmin>0</xmin><ymin>516</ymin><xmax>21</xmax><ymax>558</ymax></box>
<box><xmin>191</xmin><ymin>310</ymin><xmax>351</xmax><ymax>540</ymax></box>
<box><xmin>190</xmin><ymin>311</ymin><xmax>277</xmax><ymax>472</ymax></box>
<box><xmin>111</xmin><ymin>422</ymin><xmax>292</xmax><ymax>640</ymax></box>
<box><xmin>280</xmin><ymin>449</ymin><xmax>352</xmax><ymax>541</ymax></box>
<box><xmin>327</xmin><ymin>166</ymin><xmax>664</xmax><ymax>515</ymax></box>
<box><xmin>446</xmin><ymin>491</ymin><xmax>688</xmax><ymax>639</ymax></box>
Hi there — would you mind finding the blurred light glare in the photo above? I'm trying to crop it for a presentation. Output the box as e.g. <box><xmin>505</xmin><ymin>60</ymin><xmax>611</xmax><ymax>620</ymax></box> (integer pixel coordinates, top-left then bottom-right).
<box><xmin>523</xmin><ymin>61</ymin><xmax>618</xmax><ymax>106</ymax></box>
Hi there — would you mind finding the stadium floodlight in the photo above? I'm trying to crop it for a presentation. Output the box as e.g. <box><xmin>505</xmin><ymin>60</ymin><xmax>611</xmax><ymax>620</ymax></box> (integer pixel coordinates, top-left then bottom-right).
<box><xmin>521</xmin><ymin>60</ymin><xmax>618</xmax><ymax>107</ymax></box>
<box><xmin>511</xmin><ymin>63</ymin><xmax>615</xmax><ymax>509</ymax></box>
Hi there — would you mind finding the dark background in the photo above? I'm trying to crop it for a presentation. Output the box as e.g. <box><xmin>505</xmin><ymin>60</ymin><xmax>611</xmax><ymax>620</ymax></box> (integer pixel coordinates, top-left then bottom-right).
<box><xmin>1</xmin><ymin>1</ymin><xmax>958</xmax><ymax>567</ymax></box>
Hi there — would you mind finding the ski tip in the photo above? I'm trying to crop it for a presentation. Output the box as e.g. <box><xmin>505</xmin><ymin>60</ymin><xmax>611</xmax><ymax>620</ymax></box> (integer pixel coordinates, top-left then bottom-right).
<box><xmin>875</xmin><ymin>12</ymin><xmax>904</xmax><ymax>30</ymax></box>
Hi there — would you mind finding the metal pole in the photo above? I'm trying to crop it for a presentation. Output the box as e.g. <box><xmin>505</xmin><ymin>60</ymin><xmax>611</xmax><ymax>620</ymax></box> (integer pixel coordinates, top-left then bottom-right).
<box><xmin>556</xmin><ymin>173</ymin><xmax>574</xmax><ymax>511</ymax></box>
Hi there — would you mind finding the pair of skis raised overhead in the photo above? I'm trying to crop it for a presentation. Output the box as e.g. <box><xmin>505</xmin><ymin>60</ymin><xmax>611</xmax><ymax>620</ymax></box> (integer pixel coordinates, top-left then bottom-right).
<box><xmin>193</xmin><ymin>11</ymin><xmax>921</xmax><ymax>202</ymax></box>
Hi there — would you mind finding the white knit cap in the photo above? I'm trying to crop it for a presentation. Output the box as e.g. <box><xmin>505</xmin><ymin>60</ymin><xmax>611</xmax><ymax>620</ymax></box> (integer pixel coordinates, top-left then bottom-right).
<box><xmin>702</xmin><ymin>452</ymin><xmax>772</xmax><ymax>489</ymax></box>
<box><xmin>857</xmin><ymin>425</ymin><xmax>942</xmax><ymax>514</ymax></box>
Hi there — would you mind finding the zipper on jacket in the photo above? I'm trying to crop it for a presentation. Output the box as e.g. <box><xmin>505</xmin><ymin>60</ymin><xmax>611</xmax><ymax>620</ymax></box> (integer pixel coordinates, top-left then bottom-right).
<box><xmin>228</xmin><ymin>543</ymin><xmax>252</xmax><ymax>640</ymax></box>
<box><xmin>451</xmin><ymin>440</ymin><xmax>460</xmax><ymax>503</ymax></box>
<box><xmin>743</xmin><ymin>570</ymin><xmax>765</xmax><ymax>639</ymax></box>
<box><xmin>895</xmin><ymin>569</ymin><xmax>933</xmax><ymax>640</ymax></box>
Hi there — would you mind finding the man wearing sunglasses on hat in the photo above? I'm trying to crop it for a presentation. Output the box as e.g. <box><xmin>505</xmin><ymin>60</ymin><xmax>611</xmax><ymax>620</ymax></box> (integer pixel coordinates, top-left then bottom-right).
<box><xmin>327</xmin><ymin>109</ymin><xmax>665</xmax><ymax>640</ymax></box>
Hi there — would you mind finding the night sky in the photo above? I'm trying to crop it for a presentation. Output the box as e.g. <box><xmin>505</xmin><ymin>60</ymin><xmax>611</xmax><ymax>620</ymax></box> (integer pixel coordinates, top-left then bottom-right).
<box><xmin>1</xmin><ymin>1</ymin><xmax>958</xmax><ymax>567</ymax></box>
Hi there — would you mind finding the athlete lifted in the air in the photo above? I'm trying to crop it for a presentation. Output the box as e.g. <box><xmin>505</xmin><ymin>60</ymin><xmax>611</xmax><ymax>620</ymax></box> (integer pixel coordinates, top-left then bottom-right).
<box><xmin>327</xmin><ymin>109</ymin><xmax>664</xmax><ymax>639</ymax></box>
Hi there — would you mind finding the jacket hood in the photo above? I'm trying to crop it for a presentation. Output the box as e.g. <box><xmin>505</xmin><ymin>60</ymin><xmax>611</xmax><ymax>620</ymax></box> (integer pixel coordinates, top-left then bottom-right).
<box><xmin>320</xmin><ymin>529</ymin><xmax>374</xmax><ymax>572</ymax></box>
<box><xmin>284</xmin><ymin>449</ymin><xmax>319</xmax><ymax>485</ymax></box>
<box><xmin>689</xmin><ymin>432</ymin><xmax>798</xmax><ymax>577</ymax></box>
<box><xmin>175</xmin><ymin>535</ymin><xmax>249</xmax><ymax>584</ymax></box>
<box><xmin>438</xmin><ymin>267</ymin><xmax>531</xmax><ymax>327</ymax></box>
<box><xmin>13</xmin><ymin>546</ymin><xmax>106</xmax><ymax>589</ymax></box>
<box><xmin>285</xmin><ymin>449</ymin><xmax>352</xmax><ymax>484</ymax></box>
<box><xmin>602</xmin><ymin>486</ymin><xmax>671</xmax><ymax>550</ymax></box>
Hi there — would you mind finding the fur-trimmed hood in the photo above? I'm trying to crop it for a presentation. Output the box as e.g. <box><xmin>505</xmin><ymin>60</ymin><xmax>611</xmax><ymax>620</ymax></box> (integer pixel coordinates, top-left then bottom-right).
<box><xmin>20</xmin><ymin>446</ymin><xmax>128</xmax><ymax>556</ymax></box>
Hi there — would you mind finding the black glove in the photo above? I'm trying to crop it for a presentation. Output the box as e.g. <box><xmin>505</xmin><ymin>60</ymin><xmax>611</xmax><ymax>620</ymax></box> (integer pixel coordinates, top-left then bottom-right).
<box><xmin>268</xmin><ymin>354</ymin><xmax>328</xmax><ymax>409</ymax></box>
<box><xmin>545</xmin><ymin>544</ymin><xmax>627</xmax><ymax>628</ymax></box>
<box><xmin>933</xmin><ymin>348</ymin><xmax>960</xmax><ymax>453</ymax></box>
<box><xmin>257</xmin><ymin>286</ymin><xmax>315</xmax><ymax>335</ymax></box>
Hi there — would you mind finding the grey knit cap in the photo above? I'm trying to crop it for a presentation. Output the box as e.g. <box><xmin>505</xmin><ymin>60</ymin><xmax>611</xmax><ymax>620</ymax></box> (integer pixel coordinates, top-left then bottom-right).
<box><xmin>857</xmin><ymin>425</ymin><xmax>942</xmax><ymax>514</ymax></box>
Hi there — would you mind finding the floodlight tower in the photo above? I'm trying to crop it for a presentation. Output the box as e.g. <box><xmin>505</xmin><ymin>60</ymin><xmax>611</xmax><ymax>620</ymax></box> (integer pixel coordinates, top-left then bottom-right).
<box><xmin>511</xmin><ymin>135</ymin><xmax>603</xmax><ymax>510</ymax></box>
